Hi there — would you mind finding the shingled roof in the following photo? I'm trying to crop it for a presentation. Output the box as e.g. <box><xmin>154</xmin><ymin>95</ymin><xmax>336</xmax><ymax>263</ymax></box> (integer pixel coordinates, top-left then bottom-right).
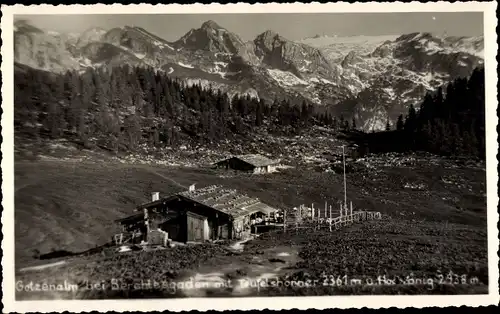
<box><xmin>217</xmin><ymin>154</ymin><xmax>279</xmax><ymax>167</ymax></box>
<box><xmin>177</xmin><ymin>185</ymin><xmax>277</xmax><ymax>218</ymax></box>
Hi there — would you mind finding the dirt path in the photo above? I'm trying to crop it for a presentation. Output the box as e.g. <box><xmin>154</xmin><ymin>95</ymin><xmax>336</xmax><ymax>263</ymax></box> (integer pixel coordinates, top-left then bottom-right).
<box><xmin>15</xmin><ymin>182</ymin><xmax>37</xmax><ymax>193</ymax></box>
<box><xmin>179</xmin><ymin>242</ymin><xmax>301</xmax><ymax>297</ymax></box>
<box><xmin>19</xmin><ymin>260</ymin><xmax>67</xmax><ymax>272</ymax></box>
<box><xmin>141</xmin><ymin>167</ymin><xmax>188</xmax><ymax>189</ymax></box>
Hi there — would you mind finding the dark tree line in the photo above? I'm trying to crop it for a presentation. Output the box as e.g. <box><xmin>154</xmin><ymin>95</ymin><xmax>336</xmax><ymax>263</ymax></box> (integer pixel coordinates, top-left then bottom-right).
<box><xmin>15</xmin><ymin>64</ymin><xmax>484</xmax><ymax>159</ymax></box>
<box><xmin>360</xmin><ymin>67</ymin><xmax>485</xmax><ymax>159</ymax></box>
<box><xmin>15</xmin><ymin>64</ymin><xmax>355</xmax><ymax>152</ymax></box>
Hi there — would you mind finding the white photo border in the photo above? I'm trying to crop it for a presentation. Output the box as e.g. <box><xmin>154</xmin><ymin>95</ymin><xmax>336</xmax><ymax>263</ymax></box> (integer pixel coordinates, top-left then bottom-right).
<box><xmin>1</xmin><ymin>2</ymin><xmax>498</xmax><ymax>312</ymax></box>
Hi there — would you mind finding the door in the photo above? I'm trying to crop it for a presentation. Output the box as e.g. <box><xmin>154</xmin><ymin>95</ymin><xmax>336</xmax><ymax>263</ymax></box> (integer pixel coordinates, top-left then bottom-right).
<box><xmin>218</xmin><ymin>224</ymin><xmax>229</xmax><ymax>239</ymax></box>
<box><xmin>187</xmin><ymin>213</ymin><xmax>205</xmax><ymax>242</ymax></box>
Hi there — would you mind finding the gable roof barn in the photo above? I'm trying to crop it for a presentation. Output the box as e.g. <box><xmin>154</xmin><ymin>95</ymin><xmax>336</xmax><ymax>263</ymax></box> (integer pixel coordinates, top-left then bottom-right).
<box><xmin>216</xmin><ymin>154</ymin><xmax>280</xmax><ymax>168</ymax></box>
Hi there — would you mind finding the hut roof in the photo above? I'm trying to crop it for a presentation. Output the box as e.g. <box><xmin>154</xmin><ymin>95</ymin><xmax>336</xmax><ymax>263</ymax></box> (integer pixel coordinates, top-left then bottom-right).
<box><xmin>115</xmin><ymin>213</ymin><xmax>144</xmax><ymax>224</ymax></box>
<box><xmin>216</xmin><ymin>154</ymin><xmax>280</xmax><ymax>167</ymax></box>
<box><xmin>178</xmin><ymin>185</ymin><xmax>277</xmax><ymax>218</ymax></box>
<box><xmin>138</xmin><ymin>185</ymin><xmax>278</xmax><ymax>219</ymax></box>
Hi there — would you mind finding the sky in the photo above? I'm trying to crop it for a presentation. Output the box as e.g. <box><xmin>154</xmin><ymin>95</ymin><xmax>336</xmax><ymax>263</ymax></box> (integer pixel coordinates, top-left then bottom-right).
<box><xmin>15</xmin><ymin>12</ymin><xmax>484</xmax><ymax>41</ymax></box>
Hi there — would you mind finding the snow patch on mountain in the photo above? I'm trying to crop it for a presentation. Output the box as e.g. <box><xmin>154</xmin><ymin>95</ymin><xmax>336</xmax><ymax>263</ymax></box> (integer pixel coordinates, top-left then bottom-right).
<box><xmin>309</xmin><ymin>77</ymin><xmax>336</xmax><ymax>86</ymax></box>
<box><xmin>214</xmin><ymin>52</ymin><xmax>232</xmax><ymax>57</ymax></box>
<box><xmin>300</xmin><ymin>34</ymin><xmax>399</xmax><ymax>48</ymax></box>
<box><xmin>208</xmin><ymin>67</ymin><xmax>241</xmax><ymax>79</ymax></box>
<box><xmin>47</xmin><ymin>30</ymin><xmax>60</xmax><ymax>37</ymax></box>
<box><xmin>320</xmin><ymin>78</ymin><xmax>336</xmax><ymax>85</ymax></box>
<box><xmin>13</xmin><ymin>20</ymin><xmax>484</xmax><ymax>133</ymax></box>
<box><xmin>298</xmin><ymin>60</ymin><xmax>313</xmax><ymax>72</ymax></box>
<box><xmin>310</xmin><ymin>96</ymin><xmax>322</xmax><ymax>105</ymax></box>
<box><xmin>214</xmin><ymin>61</ymin><xmax>228</xmax><ymax>67</ymax></box>
<box><xmin>79</xmin><ymin>57</ymin><xmax>93</xmax><ymax>67</ymax></box>
<box><xmin>301</xmin><ymin>35</ymin><xmax>400</xmax><ymax>61</ymax></box>
<box><xmin>267</xmin><ymin>69</ymin><xmax>308</xmax><ymax>86</ymax></box>
<box><xmin>382</xmin><ymin>87</ymin><xmax>396</xmax><ymax>100</ymax></box>
<box><xmin>155</xmin><ymin>41</ymin><xmax>174</xmax><ymax>50</ymax></box>
<box><xmin>207</xmin><ymin>61</ymin><xmax>237</xmax><ymax>78</ymax></box>
<box><xmin>418</xmin><ymin>39</ymin><xmax>441</xmax><ymax>54</ymax></box>
<box><xmin>178</xmin><ymin>62</ymin><xmax>194</xmax><ymax>69</ymax></box>
<box><xmin>119</xmin><ymin>45</ymin><xmax>147</xmax><ymax>60</ymax></box>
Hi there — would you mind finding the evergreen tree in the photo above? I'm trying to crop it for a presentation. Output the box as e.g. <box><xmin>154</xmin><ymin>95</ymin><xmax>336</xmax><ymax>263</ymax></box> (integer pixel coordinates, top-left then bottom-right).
<box><xmin>332</xmin><ymin>117</ymin><xmax>338</xmax><ymax>131</ymax></box>
<box><xmin>343</xmin><ymin>119</ymin><xmax>350</xmax><ymax>131</ymax></box>
<box><xmin>396</xmin><ymin>114</ymin><xmax>404</xmax><ymax>131</ymax></box>
<box><xmin>123</xmin><ymin>114</ymin><xmax>142</xmax><ymax>151</ymax></box>
<box><xmin>255</xmin><ymin>100</ymin><xmax>264</xmax><ymax>127</ymax></box>
<box><xmin>46</xmin><ymin>102</ymin><xmax>64</xmax><ymax>138</ymax></box>
<box><xmin>300</xmin><ymin>100</ymin><xmax>308</xmax><ymax>123</ymax></box>
<box><xmin>450</xmin><ymin>123</ymin><xmax>463</xmax><ymax>155</ymax></box>
<box><xmin>339</xmin><ymin>115</ymin><xmax>345</xmax><ymax>131</ymax></box>
<box><xmin>14</xmin><ymin>62</ymin><xmax>485</xmax><ymax>159</ymax></box>
<box><xmin>405</xmin><ymin>104</ymin><xmax>417</xmax><ymax>133</ymax></box>
<box><xmin>419</xmin><ymin>121</ymin><xmax>433</xmax><ymax>151</ymax></box>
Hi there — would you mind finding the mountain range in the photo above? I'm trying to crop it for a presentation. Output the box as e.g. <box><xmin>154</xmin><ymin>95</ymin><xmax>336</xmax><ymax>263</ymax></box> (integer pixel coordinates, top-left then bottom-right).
<box><xmin>13</xmin><ymin>19</ymin><xmax>484</xmax><ymax>131</ymax></box>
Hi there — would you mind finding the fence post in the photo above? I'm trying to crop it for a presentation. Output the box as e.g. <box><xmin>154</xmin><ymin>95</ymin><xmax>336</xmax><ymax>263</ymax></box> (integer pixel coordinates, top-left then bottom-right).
<box><xmin>311</xmin><ymin>203</ymin><xmax>315</xmax><ymax>221</ymax></box>
<box><xmin>324</xmin><ymin>201</ymin><xmax>327</xmax><ymax>220</ymax></box>
<box><xmin>283</xmin><ymin>210</ymin><xmax>287</xmax><ymax>233</ymax></box>
<box><xmin>350</xmin><ymin>201</ymin><xmax>353</xmax><ymax>223</ymax></box>
<box><xmin>339</xmin><ymin>203</ymin><xmax>343</xmax><ymax>224</ymax></box>
<box><xmin>341</xmin><ymin>204</ymin><xmax>345</xmax><ymax>226</ymax></box>
<box><xmin>345</xmin><ymin>204</ymin><xmax>349</xmax><ymax>226</ymax></box>
<box><xmin>315</xmin><ymin>206</ymin><xmax>318</xmax><ymax>230</ymax></box>
<box><xmin>329</xmin><ymin>205</ymin><xmax>332</xmax><ymax>232</ymax></box>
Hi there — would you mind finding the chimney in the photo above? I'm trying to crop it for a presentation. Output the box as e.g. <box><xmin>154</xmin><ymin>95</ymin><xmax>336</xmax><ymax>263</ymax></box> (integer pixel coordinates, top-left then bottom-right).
<box><xmin>188</xmin><ymin>184</ymin><xmax>196</xmax><ymax>192</ymax></box>
<box><xmin>151</xmin><ymin>192</ymin><xmax>160</xmax><ymax>202</ymax></box>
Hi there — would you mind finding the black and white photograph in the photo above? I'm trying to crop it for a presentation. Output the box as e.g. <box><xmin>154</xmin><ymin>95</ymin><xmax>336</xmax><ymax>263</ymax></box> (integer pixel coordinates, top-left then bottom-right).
<box><xmin>1</xmin><ymin>2</ymin><xmax>498</xmax><ymax>311</ymax></box>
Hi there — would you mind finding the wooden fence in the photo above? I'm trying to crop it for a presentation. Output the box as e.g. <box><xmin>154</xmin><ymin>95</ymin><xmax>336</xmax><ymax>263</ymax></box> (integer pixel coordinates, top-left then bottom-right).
<box><xmin>281</xmin><ymin>201</ymin><xmax>382</xmax><ymax>233</ymax></box>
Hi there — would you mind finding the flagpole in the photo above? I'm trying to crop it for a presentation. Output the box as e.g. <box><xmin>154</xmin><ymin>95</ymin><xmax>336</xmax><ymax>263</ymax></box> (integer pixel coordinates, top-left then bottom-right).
<box><xmin>342</xmin><ymin>145</ymin><xmax>347</xmax><ymax>209</ymax></box>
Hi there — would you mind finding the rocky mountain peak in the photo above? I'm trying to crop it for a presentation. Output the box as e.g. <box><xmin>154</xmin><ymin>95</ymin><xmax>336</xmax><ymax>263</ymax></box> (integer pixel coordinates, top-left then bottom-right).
<box><xmin>12</xmin><ymin>19</ymin><xmax>485</xmax><ymax>132</ymax></box>
<box><xmin>76</xmin><ymin>27</ymin><xmax>107</xmax><ymax>47</ymax></box>
<box><xmin>341</xmin><ymin>50</ymin><xmax>363</xmax><ymax>67</ymax></box>
<box><xmin>201</xmin><ymin>20</ymin><xmax>222</xmax><ymax>30</ymax></box>
<box><xmin>255</xmin><ymin>30</ymin><xmax>282</xmax><ymax>43</ymax></box>
<box><xmin>14</xmin><ymin>20</ymin><xmax>80</xmax><ymax>72</ymax></box>
<box><xmin>253</xmin><ymin>30</ymin><xmax>334</xmax><ymax>78</ymax></box>
<box><xmin>84</xmin><ymin>26</ymin><xmax>107</xmax><ymax>33</ymax></box>
<box><xmin>14</xmin><ymin>19</ymin><xmax>44</xmax><ymax>34</ymax></box>
<box><xmin>175</xmin><ymin>20</ymin><xmax>245</xmax><ymax>54</ymax></box>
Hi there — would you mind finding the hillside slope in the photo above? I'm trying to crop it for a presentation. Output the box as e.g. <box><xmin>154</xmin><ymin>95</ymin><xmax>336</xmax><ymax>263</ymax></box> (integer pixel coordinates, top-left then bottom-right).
<box><xmin>14</xmin><ymin>161</ymin><xmax>185</xmax><ymax>265</ymax></box>
<box><xmin>15</xmin><ymin>154</ymin><xmax>486</xmax><ymax>268</ymax></box>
